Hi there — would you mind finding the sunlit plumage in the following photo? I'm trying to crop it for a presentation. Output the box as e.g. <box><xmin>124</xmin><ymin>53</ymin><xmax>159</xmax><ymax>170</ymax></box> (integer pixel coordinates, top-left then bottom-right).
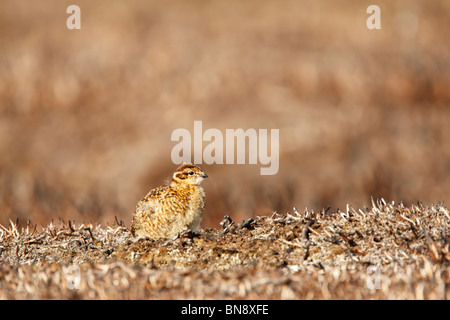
<box><xmin>131</xmin><ymin>163</ymin><xmax>207</xmax><ymax>239</ymax></box>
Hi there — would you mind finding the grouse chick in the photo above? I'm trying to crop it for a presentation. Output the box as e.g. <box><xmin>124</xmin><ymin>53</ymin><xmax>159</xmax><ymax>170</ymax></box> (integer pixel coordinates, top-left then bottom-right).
<box><xmin>131</xmin><ymin>163</ymin><xmax>207</xmax><ymax>239</ymax></box>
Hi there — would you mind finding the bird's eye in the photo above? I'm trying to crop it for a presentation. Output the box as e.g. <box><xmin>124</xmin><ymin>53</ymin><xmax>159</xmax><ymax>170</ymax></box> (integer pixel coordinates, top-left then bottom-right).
<box><xmin>188</xmin><ymin>171</ymin><xmax>194</xmax><ymax>175</ymax></box>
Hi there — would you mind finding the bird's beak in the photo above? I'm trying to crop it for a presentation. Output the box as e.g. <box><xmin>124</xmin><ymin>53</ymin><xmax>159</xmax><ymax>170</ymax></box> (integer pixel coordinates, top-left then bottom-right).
<box><xmin>201</xmin><ymin>173</ymin><xmax>208</xmax><ymax>178</ymax></box>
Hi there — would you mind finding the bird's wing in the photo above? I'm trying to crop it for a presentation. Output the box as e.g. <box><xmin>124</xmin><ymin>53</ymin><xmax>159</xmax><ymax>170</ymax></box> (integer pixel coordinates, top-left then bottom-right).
<box><xmin>135</xmin><ymin>186</ymin><xmax>189</xmax><ymax>218</ymax></box>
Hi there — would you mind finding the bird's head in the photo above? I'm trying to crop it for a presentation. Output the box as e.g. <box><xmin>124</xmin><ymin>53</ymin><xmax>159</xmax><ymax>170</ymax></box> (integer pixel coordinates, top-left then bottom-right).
<box><xmin>172</xmin><ymin>163</ymin><xmax>208</xmax><ymax>185</ymax></box>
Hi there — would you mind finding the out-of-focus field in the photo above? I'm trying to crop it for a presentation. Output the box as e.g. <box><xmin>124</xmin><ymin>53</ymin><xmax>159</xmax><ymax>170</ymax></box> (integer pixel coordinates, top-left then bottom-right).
<box><xmin>0</xmin><ymin>1</ymin><xmax>449</xmax><ymax>233</ymax></box>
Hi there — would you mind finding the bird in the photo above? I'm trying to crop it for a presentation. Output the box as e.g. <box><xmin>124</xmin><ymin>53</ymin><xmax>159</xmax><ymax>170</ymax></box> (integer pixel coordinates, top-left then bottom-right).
<box><xmin>130</xmin><ymin>163</ymin><xmax>208</xmax><ymax>239</ymax></box>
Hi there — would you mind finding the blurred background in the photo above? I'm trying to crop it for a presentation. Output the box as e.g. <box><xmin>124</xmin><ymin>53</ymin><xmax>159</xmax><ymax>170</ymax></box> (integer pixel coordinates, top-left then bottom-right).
<box><xmin>0</xmin><ymin>0</ymin><xmax>449</xmax><ymax>228</ymax></box>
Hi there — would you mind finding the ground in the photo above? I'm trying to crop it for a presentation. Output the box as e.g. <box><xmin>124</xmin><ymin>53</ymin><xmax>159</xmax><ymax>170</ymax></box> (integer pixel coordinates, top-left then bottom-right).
<box><xmin>0</xmin><ymin>199</ymin><xmax>448</xmax><ymax>299</ymax></box>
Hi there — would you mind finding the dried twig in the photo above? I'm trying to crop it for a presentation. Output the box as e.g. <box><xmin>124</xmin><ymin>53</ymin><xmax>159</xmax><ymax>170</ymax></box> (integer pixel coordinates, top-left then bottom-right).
<box><xmin>302</xmin><ymin>219</ymin><xmax>315</xmax><ymax>241</ymax></box>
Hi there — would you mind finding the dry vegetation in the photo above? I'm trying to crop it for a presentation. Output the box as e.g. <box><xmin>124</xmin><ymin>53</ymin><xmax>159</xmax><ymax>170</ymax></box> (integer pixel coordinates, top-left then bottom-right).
<box><xmin>0</xmin><ymin>200</ymin><xmax>448</xmax><ymax>299</ymax></box>
<box><xmin>0</xmin><ymin>0</ymin><xmax>449</xmax><ymax>300</ymax></box>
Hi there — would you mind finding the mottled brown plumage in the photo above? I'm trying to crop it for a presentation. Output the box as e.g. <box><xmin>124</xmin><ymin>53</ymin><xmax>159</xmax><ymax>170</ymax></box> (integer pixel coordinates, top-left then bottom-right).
<box><xmin>131</xmin><ymin>164</ymin><xmax>208</xmax><ymax>239</ymax></box>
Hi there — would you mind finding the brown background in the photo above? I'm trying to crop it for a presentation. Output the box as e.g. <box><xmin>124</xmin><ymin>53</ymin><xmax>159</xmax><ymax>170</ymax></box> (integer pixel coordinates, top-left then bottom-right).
<box><xmin>0</xmin><ymin>0</ymin><xmax>449</xmax><ymax>228</ymax></box>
